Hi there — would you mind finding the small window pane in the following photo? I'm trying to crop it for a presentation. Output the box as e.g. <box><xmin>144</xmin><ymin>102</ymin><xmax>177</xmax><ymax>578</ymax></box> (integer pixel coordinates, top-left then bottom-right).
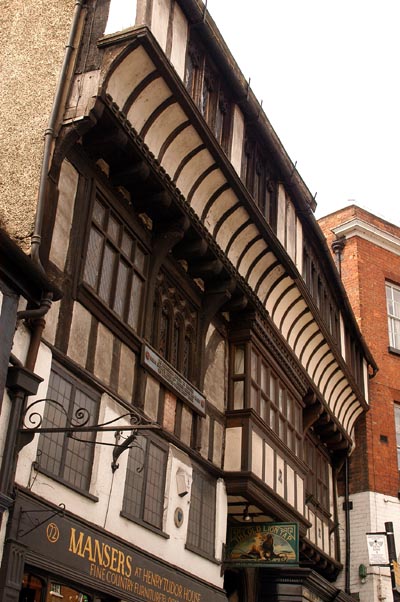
<box><xmin>92</xmin><ymin>199</ymin><xmax>105</xmax><ymax>225</ymax></box>
<box><xmin>233</xmin><ymin>381</ymin><xmax>244</xmax><ymax>410</ymax></box>
<box><xmin>107</xmin><ymin>214</ymin><xmax>120</xmax><ymax>243</ymax></box>
<box><xmin>114</xmin><ymin>259</ymin><xmax>130</xmax><ymax>318</ymax></box>
<box><xmin>83</xmin><ymin>227</ymin><xmax>103</xmax><ymax>289</ymax></box>
<box><xmin>234</xmin><ymin>346</ymin><xmax>245</xmax><ymax>374</ymax></box>
<box><xmin>98</xmin><ymin>244</ymin><xmax>116</xmax><ymax>303</ymax></box>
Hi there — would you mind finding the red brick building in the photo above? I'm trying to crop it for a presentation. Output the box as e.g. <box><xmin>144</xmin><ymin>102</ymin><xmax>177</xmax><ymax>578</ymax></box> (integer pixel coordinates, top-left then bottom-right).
<box><xmin>319</xmin><ymin>205</ymin><xmax>400</xmax><ymax>601</ymax></box>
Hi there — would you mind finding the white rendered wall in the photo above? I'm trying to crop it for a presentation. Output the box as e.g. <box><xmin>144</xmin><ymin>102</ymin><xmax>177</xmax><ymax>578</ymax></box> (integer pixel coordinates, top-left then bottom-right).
<box><xmin>337</xmin><ymin>491</ymin><xmax>400</xmax><ymax>601</ymax></box>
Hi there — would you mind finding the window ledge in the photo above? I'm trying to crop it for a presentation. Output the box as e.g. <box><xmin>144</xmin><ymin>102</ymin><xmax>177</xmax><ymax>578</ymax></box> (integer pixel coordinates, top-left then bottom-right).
<box><xmin>120</xmin><ymin>510</ymin><xmax>169</xmax><ymax>539</ymax></box>
<box><xmin>33</xmin><ymin>464</ymin><xmax>99</xmax><ymax>502</ymax></box>
<box><xmin>388</xmin><ymin>346</ymin><xmax>400</xmax><ymax>357</ymax></box>
<box><xmin>185</xmin><ymin>543</ymin><xmax>220</xmax><ymax>565</ymax></box>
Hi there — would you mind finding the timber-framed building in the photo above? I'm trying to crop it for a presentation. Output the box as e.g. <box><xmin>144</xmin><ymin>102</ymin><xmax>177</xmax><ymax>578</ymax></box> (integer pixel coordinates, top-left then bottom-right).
<box><xmin>0</xmin><ymin>2</ymin><xmax>376</xmax><ymax>602</ymax></box>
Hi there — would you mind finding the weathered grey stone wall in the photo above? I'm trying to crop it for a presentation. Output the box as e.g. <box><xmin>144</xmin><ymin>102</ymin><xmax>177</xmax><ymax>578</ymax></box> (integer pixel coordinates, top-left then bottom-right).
<box><xmin>0</xmin><ymin>1</ymin><xmax>76</xmax><ymax>251</ymax></box>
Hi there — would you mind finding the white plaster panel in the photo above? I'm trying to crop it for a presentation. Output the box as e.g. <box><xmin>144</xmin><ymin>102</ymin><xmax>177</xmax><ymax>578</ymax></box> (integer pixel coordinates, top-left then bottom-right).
<box><xmin>331</xmin><ymin>384</ymin><xmax>352</xmax><ymax>419</ymax></box>
<box><xmin>318</xmin><ymin>358</ymin><xmax>340</xmax><ymax>399</ymax></box>
<box><xmin>316</xmin><ymin>516</ymin><xmax>323</xmax><ymax>549</ymax></box>
<box><xmin>296</xmin><ymin>475</ymin><xmax>304</xmax><ymax>514</ymax></box>
<box><xmin>292</xmin><ymin>321</ymin><xmax>319</xmax><ymax>361</ymax></box>
<box><xmin>174</xmin><ymin>147</ymin><xmax>215</xmax><ymax>196</ymax></box>
<box><xmin>215</xmin><ymin>479</ymin><xmax>228</xmax><ymax>561</ymax></box>
<box><xmin>118</xmin><ymin>343</ymin><xmax>136</xmax><ymax>402</ymax></box>
<box><xmin>42</xmin><ymin>300</ymin><xmax>60</xmax><ymax>346</ymax></box>
<box><xmin>144</xmin><ymin>374</ymin><xmax>160</xmax><ymax>421</ymax></box>
<box><xmin>228</xmin><ymin>224</ymin><xmax>264</xmax><ymax>269</ymax></box>
<box><xmin>162</xmin><ymin>126</ymin><xmax>204</xmax><ymax>181</ymax></box>
<box><xmin>126</xmin><ymin>77</ymin><xmax>171</xmax><ymax>133</ymax></box>
<box><xmin>151</xmin><ymin>0</ymin><xmax>170</xmax><ymax>51</ymax></box>
<box><xmin>342</xmin><ymin>400</ymin><xmax>362</xmax><ymax>437</ymax></box>
<box><xmin>49</xmin><ymin>159</ymin><xmax>78</xmax><ymax>270</ymax></box>
<box><xmin>254</xmin><ymin>264</ymin><xmax>285</xmax><ymax>303</ymax></box>
<box><xmin>323</xmin><ymin>523</ymin><xmax>330</xmax><ymax>555</ymax></box>
<box><xmin>285</xmin><ymin>198</ymin><xmax>296</xmax><ymax>261</ymax></box>
<box><xmin>286</xmin><ymin>465</ymin><xmax>295</xmax><ymax>506</ymax></box>
<box><xmin>238</xmin><ymin>239</ymin><xmax>269</xmax><ymax>276</ymax></box>
<box><xmin>164</xmin><ymin>447</ymin><xmax>192</xmax><ymax>547</ymax></box>
<box><xmin>224</xmin><ymin>428</ymin><xmax>242</xmax><ymax>471</ymax></box>
<box><xmin>203</xmin><ymin>188</ymin><xmax>238</xmax><ymax>231</ymax></box>
<box><xmin>230</xmin><ymin>105</ymin><xmax>245</xmax><ymax>175</ymax></box>
<box><xmin>296</xmin><ymin>217</ymin><xmax>303</xmax><ymax>275</ymax></box>
<box><xmin>264</xmin><ymin>442</ymin><xmax>274</xmax><ymax>488</ymax></box>
<box><xmin>216</xmin><ymin>206</ymin><xmax>249</xmax><ymax>251</ymax></box>
<box><xmin>280</xmin><ymin>296</ymin><xmax>304</xmax><ymax>337</ymax></box>
<box><xmin>363</xmin><ymin>359</ymin><xmax>369</xmax><ymax>404</ymax></box>
<box><xmin>326</xmin><ymin>369</ymin><xmax>346</xmax><ymax>405</ymax></box>
<box><xmin>287</xmin><ymin>311</ymin><xmax>312</xmax><ymax>349</ymax></box>
<box><xmin>106</xmin><ymin>46</ymin><xmax>155</xmax><ymax>109</ymax></box>
<box><xmin>265</xmin><ymin>276</ymin><xmax>294</xmax><ymax>318</ymax></box>
<box><xmin>170</xmin><ymin>2</ymin><xmax>188</xmax><ymax>80</ymax></box>
<box><xmin>271</xmin><ymin>279</ymin><xmax>301</xmax><ymax>326</ymax></box>
<box><xmin>105</xmin><ymin>0</ymin><xmax>137</xmax><ymax>34</ymax></box>
<box><xmin>67</xmin><ymin>302</ymin><xmax>91</xmax><ymax>367</ymax></box>
<box><xmin>14</xmin><ymin>342</ymin><xmax>52</xmax><ymax>489</ymax></box>
<box><xmin>190</xmin><ymin>170</ymin><xmax>226</xmax><ymax>215</ymax></box>
<box><xmin>308</xmin><ymin>343</ymin><xmax>330</xmax><ymax>383</ymax></box>
<box><xmin>276</xmin><ymin>454</ymin><xmax>285</xmax><ymax>498</ymax></box>
<box><xmin>181</xmin><ymin>405</ymin><xmax>192</xmax><ymax>447</ymax></box>
<box><xmin>300</xmin><ymin>331</ymin><xmax>324</xmax><ymax>372</ymax></box>
<box><xmin>94</xmin><ymin>322</ymin><xmax>114</xmax><ymax>385</ymax></box>
<box><xmin>251</xmin><ymin>431</ymin><xmax>263</xmax><ymax>479</ymax></box>
<box><xmin>243</xmin><ymin>250</ymin><xmax>276</xmax><ymax>289</ymax></box>
<box><xmin>276</xmin><ymin>184</ymin><xmax>286</xmax><ymax>246</ymax></box>
<box><xmin>144</xmin><ymin>103</ymin><xmax>188</xmax><ymax>158</ymax></box>
<box><xmin>308</xmin><ymin>509</ymin><xmax>316</xmax><ymax>544</ymax></box>
<box><xmin>340</xmin><ymin>312</ymin><xmax>346</xmax><ymax>361</ymax></box>
<box><xmin>213</xmin><ymin>421</ymin><xmax>224</xmax><ymax>468</ymax></box>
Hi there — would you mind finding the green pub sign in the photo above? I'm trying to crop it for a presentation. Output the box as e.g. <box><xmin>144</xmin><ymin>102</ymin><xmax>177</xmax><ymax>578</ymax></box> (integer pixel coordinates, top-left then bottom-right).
<box><xmin>226</xmin><ymin>522</ymin><xmax>299</xmax><ymax>567</ymax></box>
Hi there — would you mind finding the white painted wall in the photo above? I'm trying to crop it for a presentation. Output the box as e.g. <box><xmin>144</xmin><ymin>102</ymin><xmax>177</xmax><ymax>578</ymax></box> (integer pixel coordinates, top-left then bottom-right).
<box><xmin>337</xmin><ymin>491</ymin><xmax>400</xmax><ymax>601</ymax></box>
<box><xmin>105</xmin><ymin>0</ymin><xmax>137</xmax><ymax>34</ymax></box>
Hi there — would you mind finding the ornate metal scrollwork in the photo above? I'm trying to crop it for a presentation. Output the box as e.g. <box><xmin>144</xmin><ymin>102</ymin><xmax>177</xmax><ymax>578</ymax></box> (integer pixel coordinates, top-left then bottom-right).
<box><xmin>19</xmin><ymin>399</ymin><xmax>160</xmax><ymax>471</ymax></box>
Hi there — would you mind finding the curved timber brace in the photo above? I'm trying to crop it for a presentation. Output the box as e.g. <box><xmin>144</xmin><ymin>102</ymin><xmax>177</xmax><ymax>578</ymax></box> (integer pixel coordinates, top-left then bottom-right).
<box><xmin>18</xmin><ymin>399</ymin><xmax>160</xmax><ymax>472</ymax></box>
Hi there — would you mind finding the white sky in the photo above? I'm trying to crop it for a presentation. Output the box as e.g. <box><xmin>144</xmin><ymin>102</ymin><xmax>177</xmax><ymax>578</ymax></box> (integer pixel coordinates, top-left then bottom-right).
<box><xmin>207</xmin><ymin>0</ymin><xmax>400</xmax><ymax>226</ymax></box>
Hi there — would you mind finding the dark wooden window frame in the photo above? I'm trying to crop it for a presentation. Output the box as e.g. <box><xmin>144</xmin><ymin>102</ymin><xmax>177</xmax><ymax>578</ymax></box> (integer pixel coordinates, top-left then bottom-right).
<box><xmin>229</xmin><ymin>337</ymin><xmax>303</xmax><ymax>458</ymax></box>
<box><xmin>186</xmin><ymin>466</ymin><xmax>217</xmax><ymax>560</ymax></box>
<box><xmin>185</xmin><ymin>34</ymin><xmax>232</xmax><ymax>153</ymax></box>
<box><xmin>36</xmin><ymin>362</ymin><xmax>100</xmax><ymax>498</ymax></box>
<box><xmin>121</xmin><ymin>433</ymin><xmax>169</xmax><ymax>536</ymax></box>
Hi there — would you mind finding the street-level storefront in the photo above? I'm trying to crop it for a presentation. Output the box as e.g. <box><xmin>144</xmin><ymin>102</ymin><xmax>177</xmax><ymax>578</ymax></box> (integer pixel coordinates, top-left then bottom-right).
<box><xmin>1</xmin><ymin>490</ymin><xmax>227</xmax><ymax>602</ymax></box>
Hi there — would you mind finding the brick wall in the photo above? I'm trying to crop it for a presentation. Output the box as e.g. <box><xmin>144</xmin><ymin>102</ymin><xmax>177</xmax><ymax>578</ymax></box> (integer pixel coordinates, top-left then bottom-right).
<box><xmin>319</xmin><ymin>206</ymin><xmax>400</xmax><ymax>498</ymax></box>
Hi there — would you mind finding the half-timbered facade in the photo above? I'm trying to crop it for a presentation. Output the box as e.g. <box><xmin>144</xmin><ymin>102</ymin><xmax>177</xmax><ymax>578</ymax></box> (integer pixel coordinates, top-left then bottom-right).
<box><xmin>0</xmin><ymin>2</ymin><xmax>375</xmax><ymax>602</ymax></box>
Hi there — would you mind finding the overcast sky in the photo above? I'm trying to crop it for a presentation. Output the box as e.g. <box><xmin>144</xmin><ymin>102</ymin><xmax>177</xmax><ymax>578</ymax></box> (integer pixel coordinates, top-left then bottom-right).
<box><xmin>206</xmin><ymin>0</ymin><xmax>400</xmax><ymax>226</ymax></box>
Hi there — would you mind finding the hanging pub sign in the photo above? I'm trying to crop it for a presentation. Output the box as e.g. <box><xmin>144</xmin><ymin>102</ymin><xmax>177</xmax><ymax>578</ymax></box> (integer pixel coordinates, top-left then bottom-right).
<box><xmin>366</xmin><ymin>532</ymin><xmax>389</xmax><ymax>566</ymax></box>
<box><xmin>141</xmin><ymin>345</ymin><xmax>206</xmax><ymax>416</ymax></box>
<box><xmin>226</xmin><ymin>523</ymin><xmax>299</xmax><ymax>567</ymax></box>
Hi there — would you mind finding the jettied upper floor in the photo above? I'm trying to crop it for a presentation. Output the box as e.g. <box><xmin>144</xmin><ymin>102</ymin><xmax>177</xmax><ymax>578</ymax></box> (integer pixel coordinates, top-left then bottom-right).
<box><xmin>55</xmin><ymin>0</ymin><xmax>376</xmax><ymax>458</ymax></box>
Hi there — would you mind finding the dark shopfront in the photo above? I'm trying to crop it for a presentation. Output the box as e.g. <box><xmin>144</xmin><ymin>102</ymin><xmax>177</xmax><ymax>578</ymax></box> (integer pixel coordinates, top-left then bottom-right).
<box><xmin>0</xmin><ymin>490</ymin><xmax>227</xmax><ymax>602</ymax></box>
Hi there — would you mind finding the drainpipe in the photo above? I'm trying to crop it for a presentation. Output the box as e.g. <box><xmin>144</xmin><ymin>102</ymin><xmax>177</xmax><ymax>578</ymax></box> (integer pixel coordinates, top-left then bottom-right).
<box><xmin>31</xmin><ymin>0</ymin><xmax>85</xmax><ymax>269</ymax></box>
<box><xmin>331</xmin><ymin>236</ymin><xmax>346</xmax><ymax>278</ymax></box>
<box><xmin>344</xmin><ymin>456</ymin><xmax>351</xmax><ymax>594</ymax></box>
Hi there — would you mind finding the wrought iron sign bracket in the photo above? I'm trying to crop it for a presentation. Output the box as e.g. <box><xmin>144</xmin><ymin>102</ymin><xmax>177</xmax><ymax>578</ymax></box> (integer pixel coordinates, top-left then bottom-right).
<box><xmin>19</xmin><ymin>398</ymin><xmax>160</xmax><ymax>472</ymax></box>
<box><xmin>17</xmin><ymin>503</ymin><xmax>65</xmax><ymax>538</ymax></box>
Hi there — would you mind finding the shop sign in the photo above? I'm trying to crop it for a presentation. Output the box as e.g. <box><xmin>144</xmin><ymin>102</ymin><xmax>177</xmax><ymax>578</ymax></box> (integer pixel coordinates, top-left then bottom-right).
<box><xmin>366</xmin><ymin>532</ymin><xmax>389</xmax><ymax>566</ymax></box>
<box><xmin>141</xmin><ymin>345</ymin><xmax>206</xmax><ymax>416</ymax></box>
<box><xmin>225</xmin><ymin>522</ymin><xmax>299</xmax><ymax>567</ymax></box>
<box><xmin>15</xmin><ymin>494</ymin><xmax>225</xmax><ymax>602</ymax></box>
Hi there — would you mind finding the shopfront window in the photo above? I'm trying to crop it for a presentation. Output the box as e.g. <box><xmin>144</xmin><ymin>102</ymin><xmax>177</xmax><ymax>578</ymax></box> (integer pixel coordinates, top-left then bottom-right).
<box><xmin>20</xmin><ymin>574</ymin><xmax>92</xmax><ymax>602</ymax></box>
